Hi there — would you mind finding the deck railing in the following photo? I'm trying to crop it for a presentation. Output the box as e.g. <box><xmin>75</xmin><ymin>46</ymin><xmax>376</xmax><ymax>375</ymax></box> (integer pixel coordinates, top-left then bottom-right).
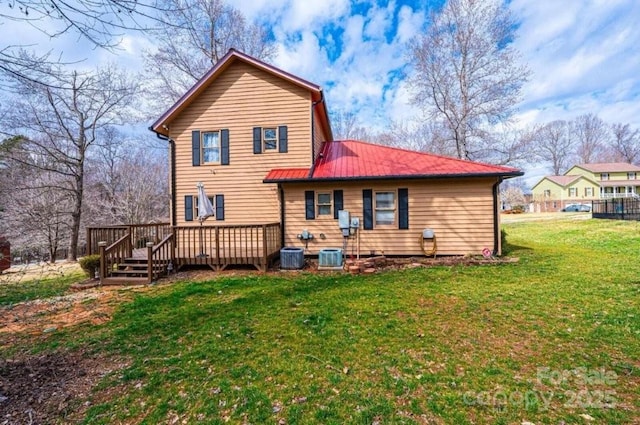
<box><xmin>95</xmin><ymin>222</ymin><xmax>282</xmax><ymax>283</ymax></box>
<box><xmin>174</xmin><ymin>222</ymin><xmax>281</xmax><ymax>271</ymax></box>
<box><xmin>87</xmin><ymin>223</ymin><xmax>171</xmax><ymax>255</ymax></box>
<box><xmin>98</xmin><ymin>234</ymin><xmax>132</xmax><ymax>283</ymax></box>
<box><xmin>592</xmin><ymin>198</ymin><xmax>640</xmax><ymax>221</ymax></box>
<box><xmin>148</xmin><ymin>234</ymin><xmax>175</xmax><ymax>283</ymax></box>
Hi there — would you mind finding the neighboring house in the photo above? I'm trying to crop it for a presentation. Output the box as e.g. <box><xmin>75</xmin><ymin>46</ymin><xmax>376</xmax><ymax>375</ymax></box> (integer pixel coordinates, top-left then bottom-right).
<box><xmin>532</xmin><ymin>163</ymin><xmax>640</xmax><ymax>211</ymax></box>
<box><xmin>149</xmin><ymin>49</ymin><xmax>521</xmax><ymax>257</ymax></box>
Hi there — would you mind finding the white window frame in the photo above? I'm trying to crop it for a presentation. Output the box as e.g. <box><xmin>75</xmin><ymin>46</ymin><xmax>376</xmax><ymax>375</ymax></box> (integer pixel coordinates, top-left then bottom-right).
<box><xmin>628</xmin><ymin>172</ymin><xmax>636</xmax><ymax>180</ymax></box>
<box><xmin>543</xmin><ymin>189</ymin><xmax>551</xmax><ymax>198</ymax></box>
<box><xmin>263</xmin><ymin>127</ymin><xmax>277</xmax><ymax>151</ymax></box>
<box><xmin>568</xmin><ymin>187</ymin><xmax>577</xmax><ymax>197</ymax></box>
<box><xmin>601</xmin><ymin>173</ymin><xmax>609</xmax><ymax>181</ymax></box>
<box><xmin>375</xmin><ymin>191</ymin><xmax>396</xmax><ymax>226</ymax></box>
<box><xmin>585</xmin><ymin>187</ymin><xmax>593</xmax><ymax>197</ymax></box>
<box><xmin>317</xmin><ymin>192</ymin><xmax>332</xmax><ymax>216</ymax></box>
<box><xmin>201</xmin><ymin>131</ymin><xmax>221</xmax><ymax>164</ymax></box>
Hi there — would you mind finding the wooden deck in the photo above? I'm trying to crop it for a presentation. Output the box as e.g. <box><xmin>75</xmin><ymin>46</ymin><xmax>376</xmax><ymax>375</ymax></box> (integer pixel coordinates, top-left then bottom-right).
<box><xmin>88</xmin><ymin>223</ymin><xmax>282</xmax><ymax>284</ymax></box>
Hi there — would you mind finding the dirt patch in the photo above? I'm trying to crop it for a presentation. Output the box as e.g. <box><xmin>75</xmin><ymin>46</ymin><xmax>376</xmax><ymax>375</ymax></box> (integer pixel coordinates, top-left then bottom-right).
<box><xmin>0</xmin><ymin>350</ymin><xmax>127</xmax><ymax>425</ymax></box>
<box><xmin>0</xmin><ymin>289</ymin><xmax>138</xmax><ymax>338</ymax></box>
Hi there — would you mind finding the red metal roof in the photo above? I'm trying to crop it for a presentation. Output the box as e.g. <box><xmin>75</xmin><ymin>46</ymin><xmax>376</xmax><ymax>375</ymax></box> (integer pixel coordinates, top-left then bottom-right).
<box><xmin>265</xmin><ymin>140</ymin><xmax>522</xmax><ymax>182</ymax></box>
<box><xmin>264</xmin><ymin>168</ymin><xmax>310</xmax><ymax>181</ymax></box>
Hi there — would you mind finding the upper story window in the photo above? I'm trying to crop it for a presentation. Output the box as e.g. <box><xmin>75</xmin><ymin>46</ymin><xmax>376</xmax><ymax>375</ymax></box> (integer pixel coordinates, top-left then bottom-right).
<box><xmin>263</xmin><ymin>128</ymin><xmax>277</xmax><ymax>150</ymax></box>
<box><xmin>601</xmin><ymin>173</ymin><xmax>609</xmax><ymax>181</ymax></box>
<box><xmin>253</xmin><ymin>126</ymin><xmax>288</xmax><ymax>154</ymax></box>
<box><xmin>585</xmin><ymin>187</ymin><xmax>593</xmax><ymax>197</ymax></box>
<box><xmin>202</xmin><ymin>131</ymin><xmax>220</xmax><ymax>164</ymax></box>
<box><xmin>568</xmin><ymin>187</ymin><xmax>577</xmax><ymax>197</ymax></box>
<box><xmin>375</xmin><ymin>191</ymin><xmax>396</xmax><ymax>225</ymax></box>
<box><xmin>543</xmin><ymin>189</ymin><xmax>551</xmax><ymax>197</ymax></box>
<box><xmin>317</xmin><ymin>192</ymin><xmax>332</xmax><ymax>216</ymax></box>
<box><xmin>628</xmin><ymin>172</ymin><xmax>637</xmax><ymax>180</ymax></box>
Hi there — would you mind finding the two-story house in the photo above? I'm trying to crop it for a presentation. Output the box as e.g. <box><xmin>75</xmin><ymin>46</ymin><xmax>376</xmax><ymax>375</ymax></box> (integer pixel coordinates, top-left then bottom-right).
<box><xmin>532</xmin><ymin>163</ymin><xmax>640</xmax><ymax>211</ymax></box>
<box><xmin>93</xmin><ymin>49</ymin><xmax>522</xmax><ymax>281</ymax></box>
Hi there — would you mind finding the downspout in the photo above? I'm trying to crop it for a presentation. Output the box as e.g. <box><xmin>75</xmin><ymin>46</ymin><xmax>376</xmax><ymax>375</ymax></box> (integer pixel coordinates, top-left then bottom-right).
<box><xmin>152</xmin><ymin>129</ymin><xmax>177</xmax><ymax>227</ymax></box>
<box><xmin>492</xmin><ymin>177</ymin><xmax>503</xmax><ymax>255</ymax></box>
<box><xmin>278</xmin><ymin>184</ymin><xmax>285</xmax><ymax>247</ymax></box>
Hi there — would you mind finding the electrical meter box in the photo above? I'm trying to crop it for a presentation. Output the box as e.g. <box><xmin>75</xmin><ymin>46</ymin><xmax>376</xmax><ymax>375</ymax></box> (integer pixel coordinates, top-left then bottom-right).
<box><xmin>422</xmin><ymin>228</ymin><xmax>435</xmax><ymax>239</ymax></box>
<box><xmin>350</xmin><ymin>217</ymin><xmax>360</xmax><ymax>229</ymax></box>
<box><xmin>338</xmin><ymin>210</ymin><xmax>350</xmax><ymax>229</ymax></box>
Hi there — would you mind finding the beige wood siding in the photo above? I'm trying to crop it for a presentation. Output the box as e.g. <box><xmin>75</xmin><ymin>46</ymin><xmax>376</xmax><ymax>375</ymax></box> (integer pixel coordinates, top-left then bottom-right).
<box><xmin>281</xmin><ymin>178</ymin><xmax>499</xmax><ymax>256</ymax></box>
<box><xmin>312</xmin><ymin>108</ymin><xmax>329</xmax><ymax>162</ymax></box>
<box><xmin>168</xmin><ymin>61</ymin><xmax>314</xmax><ymax>225</ymax></box>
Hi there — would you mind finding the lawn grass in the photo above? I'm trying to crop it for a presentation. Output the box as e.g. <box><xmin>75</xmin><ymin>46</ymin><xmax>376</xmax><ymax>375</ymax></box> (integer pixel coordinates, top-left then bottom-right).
<box><xmin>3</xmin><ymin>218</ymin><xmax>640</xmax><ymax>424</ymax></box>
<box><xmin>0</xmin><ymin>268</ymin><xmax>85</xmax><ymax>306</ymax></box>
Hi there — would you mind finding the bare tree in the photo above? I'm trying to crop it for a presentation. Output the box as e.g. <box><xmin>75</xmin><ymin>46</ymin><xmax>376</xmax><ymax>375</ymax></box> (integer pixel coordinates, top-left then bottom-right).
<box><xmin>0</xmin><ymin>173</ymin><xmax>72</xmax><ymax>263</ymax></box>
<box><xmin>609</xmin><ymin>123</ymin><xmax>640</xmax><ymax>164</ymax></box>
<box><xmin>330</xmin><ymin>109</ymin><xmax>373</xmax><ymax>141</ymax></box>
<box><xmin>376</xmin><ymin>119</ymin><xmax>457</xmax><ymax>156</ymax></box>
<box><xmin>143</xmin><ymin>0</ymin><xmax>276</xmax><ymax>107</ymax></box>
<box><xmin>535</xmin><ymin>120</ymin><xmax>575</xmax><ymax>175</ymax></box>
<box><xmin>86</xmin><ymin>139</ymin><xmax>168</xmax><ymax>225</ymax></box>
<box><xmin>407</xmin><ymin>0</ymin><xmax>529</xmax><ymax>161</ymax></box>
<box><xmin>573</xmin><ymin>113</ymin><xmax>609</xmax><ymax>163</ymax></box>
<box><xmin>0</xmin><ymin>65</ymin><xmax>138</xmax><ymax>260</ymax></box>
<box><xmin>0</xmin><ymin>0</ymin><xmax>180</xmax><ymax>86</ymax></box>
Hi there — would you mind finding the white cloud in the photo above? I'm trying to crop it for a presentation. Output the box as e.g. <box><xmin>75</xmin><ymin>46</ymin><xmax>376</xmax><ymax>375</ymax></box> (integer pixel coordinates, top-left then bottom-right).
<box><xmin>512</xmin><ymin>0</ymin><xmax>640</xmax><ymax>127</ymax></box>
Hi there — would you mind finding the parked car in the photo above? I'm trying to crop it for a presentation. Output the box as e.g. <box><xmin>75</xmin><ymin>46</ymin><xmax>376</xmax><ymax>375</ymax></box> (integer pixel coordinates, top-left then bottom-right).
<box><xmin>562</xmin><ymin>204</ymin><xmax>591</xmax><ymax>212</ymax></box>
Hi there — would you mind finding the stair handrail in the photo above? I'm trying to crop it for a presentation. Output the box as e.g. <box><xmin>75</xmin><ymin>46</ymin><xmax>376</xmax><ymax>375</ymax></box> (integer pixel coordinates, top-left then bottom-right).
<box><xmin>147</xmin><ymin>233</ymin><xmax>175</xmax><ymax>283</ymax></box>
<box><xmin>98</xmin><ymin>233</ymin><xmax>132</xmax><ymax>284</ymax></box>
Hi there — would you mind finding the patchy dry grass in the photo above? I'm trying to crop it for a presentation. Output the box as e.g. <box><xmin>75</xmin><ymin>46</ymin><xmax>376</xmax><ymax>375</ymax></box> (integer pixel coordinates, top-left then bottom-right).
<box><xmin>1</xmin><ymin>218</ymin><xmax>639</xmax><ymax>424</ymax></box>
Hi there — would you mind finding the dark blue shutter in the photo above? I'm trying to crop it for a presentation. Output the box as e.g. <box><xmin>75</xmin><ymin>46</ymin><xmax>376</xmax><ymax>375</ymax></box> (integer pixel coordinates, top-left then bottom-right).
<box><xmin>185</xmin><ymin>195</ymin><xmax>194</xmax><ymax>221</ymax></box>
<box><xmin>221</xmin><ymin>129</ymin><xmax>230</xmax><ymax>165</ymax></box>
<box><xmin>215</xmin><ymin>194</ymin><xmax>225</xmax><ymax>220</ymax></box>
<box><xmin>305</xmin><ymin>190</ymin><xmax>315</xmax><ymax>220</ymax></box>
<box><xmin>398</xmin><ymin>188</ymin><xmax>409</xmax><ymax>230</ymax></box>
<box><xmin>192</xmin><ymin>131</ymin><xmax>200</xmax><ymax>166</ymax></box>
<box><xmin>253</xmin><ymin>127</ymin><xmax>262</xmax><ymax>154</ymax></box>
<box><xmin>278</xmin><ymin>126</ymin><xmax>288</xmax><ymax>153</ymax></box>
<box><xmin>333</xmin><ymin>190</ymin><xmax>343</xmax><ymax>219</ymax></box>
<box><xmin>363</xmin><ymin>189</ymin><xmax>373</xmax><ymax>230</ymax></box>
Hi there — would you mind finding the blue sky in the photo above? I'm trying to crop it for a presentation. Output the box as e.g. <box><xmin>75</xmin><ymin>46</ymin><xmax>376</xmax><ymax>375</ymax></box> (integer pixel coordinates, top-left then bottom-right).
<box><xmin>3</xmin><ymin>0</ymin><xmax>640</xmax><ymax>184</ymax></box>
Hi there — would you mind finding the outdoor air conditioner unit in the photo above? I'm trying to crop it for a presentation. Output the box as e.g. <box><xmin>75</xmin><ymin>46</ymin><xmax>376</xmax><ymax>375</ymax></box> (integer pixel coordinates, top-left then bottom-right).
<box><xmin>280</xmin><ymin>247</ymin><xmax>304</xmax><ymax>270</ymax></box>
<box><xmin>318</xmin><ymin>248</ymin><xmax>343</xmax><ymax>271</ymax></box>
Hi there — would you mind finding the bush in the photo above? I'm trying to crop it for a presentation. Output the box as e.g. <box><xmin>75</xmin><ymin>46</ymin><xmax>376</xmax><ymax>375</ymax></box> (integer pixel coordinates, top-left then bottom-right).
<box><xmin>79</xmin><ymin>254</ymin><xmax>101</xmax><ymax>278</ymax></box>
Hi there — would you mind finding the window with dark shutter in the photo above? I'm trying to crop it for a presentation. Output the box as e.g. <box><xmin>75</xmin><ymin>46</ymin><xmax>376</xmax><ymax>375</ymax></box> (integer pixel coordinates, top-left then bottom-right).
<box><xmin>215</xmin><ymin>194</ymin><xmax>225</xmax><ymax>220</ymax></box>
<box><xmin>305</xmin><ymin>190</ymin><xmax>315</xmax><ymax>220</ymax></box>
<box><xmin>398</xmin><ymin>188</ymin><xmax>409</xmax><ymax>230</ymax></box>
<box><xmin>278</xmin><ymin>126</ymin><xmax>288</xmax><ymax>153</ymax></box>
<box><xmin>220</xmin><ymin>129</ymin><xmax>230</xmax><ymax>165</ymax></box>
<box><xmin>185</xmin><ymin>195</ymin><xmax>194</xmax><ymax>221</ymax></box>
<box><xmin>191</xmin><ymin>131</ymin><xmax>201</xmax><ymax>166</ymax></box>
<box><xmin>363</xmin><ymin>189</ymin><xmax>373</xmax><ymax>230</ymax></box>
<box><xmin>333</xmin><ymin>190</ymin><xmax>343</xmax><ymax>219</ymax></box>
<box><xmin>253</xmin><ymin>127</ymin><xmax>262</xmax><ymax>154</ymax></box>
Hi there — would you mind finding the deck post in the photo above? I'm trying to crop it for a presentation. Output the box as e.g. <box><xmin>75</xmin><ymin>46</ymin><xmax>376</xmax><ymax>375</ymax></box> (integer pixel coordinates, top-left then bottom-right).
<box><xmin>262</xmin><ymin>225</ymin><xmax>268</xmax><ymax>272</ymax></box>
<box><xmin>146</xmin><ymin>242</ymin><xmax>154</xmax><ymax>284</ymax></box>
<box><xmin>215</xmin><ymin>226</ymin><xmax>220</xmax><ymax>269</ymax></box>
<box><xmin>98</xmin><ymin>241</ymin><xmax>107</xmax><ymax>285</ymax></box>
<box><xmin>86</xmin><ymin>228</ymin><xmax>93</xmax><ymax>255</ymax></box>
